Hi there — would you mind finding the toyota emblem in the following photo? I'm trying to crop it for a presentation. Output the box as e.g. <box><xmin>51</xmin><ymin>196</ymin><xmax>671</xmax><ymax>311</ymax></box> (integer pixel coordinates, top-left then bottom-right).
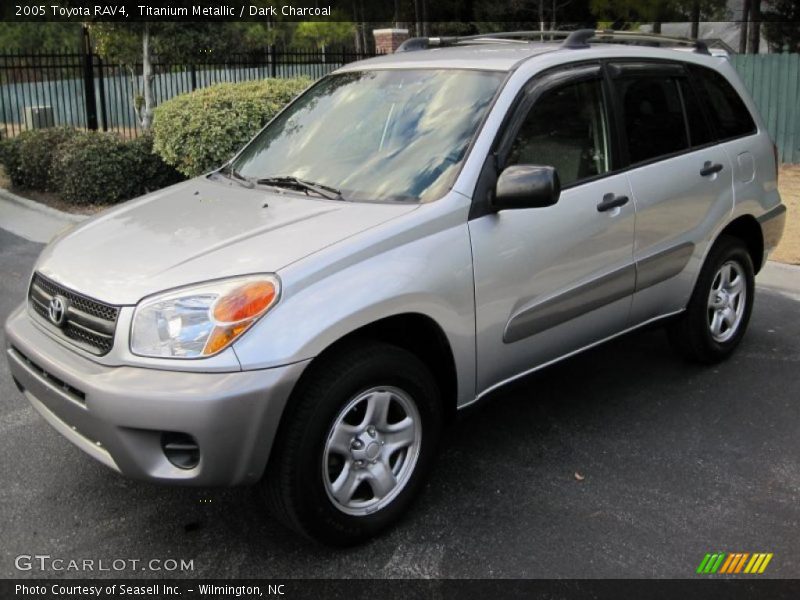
<box><xmin>48</xmin><ymin>295</ymin><xmax>69</xmax><ymax>327</ymax></box>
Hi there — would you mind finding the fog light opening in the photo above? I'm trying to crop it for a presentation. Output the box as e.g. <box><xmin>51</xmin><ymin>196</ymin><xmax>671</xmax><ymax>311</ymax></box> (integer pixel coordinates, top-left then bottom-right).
<box><xmin>161</xmin><ymin>432</ymin><xmax>200</xmax><ymax>469</ymax></box>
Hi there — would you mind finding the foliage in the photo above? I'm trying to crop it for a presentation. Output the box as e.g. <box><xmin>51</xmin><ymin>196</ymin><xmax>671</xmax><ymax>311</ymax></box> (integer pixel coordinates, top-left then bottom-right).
<box><xmin>50</xmin><ymin>131</ymin><xmax>183</xmax><ymax>205</ymax></box>
<box><xmin>589</xmin><ymin>0</ymin><xmax>727</xmax><ymax>25</ymax></box>
<box><xmin>0</xmin><ymin>128</ymin><xmax>75</xmax><ymax>191</ymax></box>
<box><xmin>151</xmin><ymin>77</ymin><xmax>310</xmax><ymax>177</ymax></box>
<box><xmin>763</xmin><ymin>0</ymin><xmax>800</xmax><ymax>52</ymax></box>
<box><xmin>293</xmin><ymin>21</ymin><xmax>356</xmax><ymax>48</ymax></box>
<box><xmin>0</xmin><ymin>128</ymin><xmax>182</xmax><ymax>205</ymax></box>
<box><xmin>0</xmin><ymin>23</ymin><xmax>82</xmax><ymax>52</ymax></box>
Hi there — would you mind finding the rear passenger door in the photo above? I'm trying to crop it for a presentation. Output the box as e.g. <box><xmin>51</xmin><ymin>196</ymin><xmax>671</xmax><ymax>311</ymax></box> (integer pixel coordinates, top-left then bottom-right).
<box><xmin>611</xmin><ymin>62</ymin><xmax>735</xmax><ymax>325</ymax></box>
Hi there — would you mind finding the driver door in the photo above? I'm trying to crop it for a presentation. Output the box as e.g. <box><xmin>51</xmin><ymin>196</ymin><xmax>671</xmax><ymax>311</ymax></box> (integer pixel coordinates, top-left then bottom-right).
<box><xmin>468</xmin><ymin>64</ymin><xmax>637</xmax><ymax>395</ymax></box>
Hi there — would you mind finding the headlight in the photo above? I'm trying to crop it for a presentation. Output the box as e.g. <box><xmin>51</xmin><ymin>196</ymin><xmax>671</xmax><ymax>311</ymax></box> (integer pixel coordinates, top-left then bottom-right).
<box><xmin>131</xmin><ymin>275</ymin><xmax>280</xmax><ymax>358</ymax></box>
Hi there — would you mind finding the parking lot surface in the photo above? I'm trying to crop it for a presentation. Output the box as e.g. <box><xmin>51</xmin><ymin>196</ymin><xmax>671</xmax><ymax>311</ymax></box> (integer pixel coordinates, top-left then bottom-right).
<box><xmin>1</xmin><ymin>228</ymin><xmax>798</xmax><ymax>579</ymax></box>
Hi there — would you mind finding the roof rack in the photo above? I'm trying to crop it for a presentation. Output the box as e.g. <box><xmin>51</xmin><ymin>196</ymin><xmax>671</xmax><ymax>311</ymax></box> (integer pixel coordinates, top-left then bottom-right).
<box><xmin>395</xmin><ymin>29</ymin><xmax>719</xmax><ymax>56</ymax></box>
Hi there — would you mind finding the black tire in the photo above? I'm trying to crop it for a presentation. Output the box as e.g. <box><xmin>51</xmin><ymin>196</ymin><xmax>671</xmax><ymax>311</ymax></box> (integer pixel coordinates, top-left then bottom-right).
<box><xmin>262</xmin><ymin>340</ymin><xmax>442</xmax><ymax>546</ymax></box>
<box><xmin>667</xmin><ymin>235</ymin><xmax>755</xmax><ymax>364</ymax></box>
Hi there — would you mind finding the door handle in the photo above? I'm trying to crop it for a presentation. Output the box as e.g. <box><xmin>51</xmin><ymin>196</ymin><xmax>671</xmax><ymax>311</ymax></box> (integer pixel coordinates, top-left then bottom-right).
<box><xmin>700</xmin><ymin>161</ymin><xmax>724</xmax><ymax>177</ymax></box>
<box><xmin>596</xmin><ymin>193</ymin><xmax>629</xmax><ymax>212</ymax></box>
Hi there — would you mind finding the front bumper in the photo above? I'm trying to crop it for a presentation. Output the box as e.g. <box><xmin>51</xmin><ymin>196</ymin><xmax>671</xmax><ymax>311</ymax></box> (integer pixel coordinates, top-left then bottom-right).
<box><xmin>5</xmin><ymin>305</ymin><xmax>309</xmax><ymax>485</ymax></box>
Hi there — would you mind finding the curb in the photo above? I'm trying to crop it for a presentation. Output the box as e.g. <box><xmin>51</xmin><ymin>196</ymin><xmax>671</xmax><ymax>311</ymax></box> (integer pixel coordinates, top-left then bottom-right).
<box><xmin>0</xmin><ymin>187</ymin><xmax>87</xmax><ymax>223</ymax></box>
<box><xmin>764</xmin><ymin>260</ymin><xmax>800</xmax><ymax>273</ymax></box>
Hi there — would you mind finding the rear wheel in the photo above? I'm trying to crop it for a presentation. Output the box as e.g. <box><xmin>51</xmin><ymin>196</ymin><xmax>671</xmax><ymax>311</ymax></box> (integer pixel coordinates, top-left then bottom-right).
<box><xmin>668</xmin><ymin>235</ymin><xmax>755</xmax><ymax>363</ymax></box>
<box><xmin>262</xmin><ymin>341</ymin><xmax>442</xmax><ymax>546</ymax></box>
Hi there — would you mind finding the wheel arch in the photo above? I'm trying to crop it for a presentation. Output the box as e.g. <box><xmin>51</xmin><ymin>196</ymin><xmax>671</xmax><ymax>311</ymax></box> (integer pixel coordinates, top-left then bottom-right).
<box><xmin>281</xmin><ymin>313</ymin><xmax>460</xmax><ymax>428</ymax></box>
<box><xmin>714</xmin><ymin>214</ymin><xmax>765</xmax><ymax>274</ymax></box>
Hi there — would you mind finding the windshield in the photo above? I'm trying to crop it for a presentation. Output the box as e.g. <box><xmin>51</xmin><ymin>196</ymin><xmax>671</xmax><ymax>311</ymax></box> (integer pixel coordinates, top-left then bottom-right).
<box><xmin>231</xmin><ymin>69</ymin><xmax>505</xmax><ymax>202</ymax></box>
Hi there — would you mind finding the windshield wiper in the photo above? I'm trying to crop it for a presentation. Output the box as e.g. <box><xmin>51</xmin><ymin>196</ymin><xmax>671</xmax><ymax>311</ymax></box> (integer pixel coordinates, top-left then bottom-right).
<box><xmin>255</xmin><ymin>176</ymin><xmax>344</xmax><ymax>201</ymax></box>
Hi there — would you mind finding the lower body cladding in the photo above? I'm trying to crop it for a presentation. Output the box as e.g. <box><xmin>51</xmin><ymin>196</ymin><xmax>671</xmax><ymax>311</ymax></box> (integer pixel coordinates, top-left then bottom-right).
<box><xmin>4</xmin><ymin>305</ymin><xmax>309</xmax><ymax>486</ymax></box>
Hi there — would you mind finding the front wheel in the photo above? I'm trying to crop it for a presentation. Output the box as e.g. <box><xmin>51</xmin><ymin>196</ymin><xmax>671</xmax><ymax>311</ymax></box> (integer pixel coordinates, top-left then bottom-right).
<box><xmin>262</xmin><ymin>341</ymin><xmax>442</xmax><ymax>546</ymax></box>
<box><xmin>668</xmin><ymin>235</ymin><xmax>755</xmax><ymax>363</ymax></box>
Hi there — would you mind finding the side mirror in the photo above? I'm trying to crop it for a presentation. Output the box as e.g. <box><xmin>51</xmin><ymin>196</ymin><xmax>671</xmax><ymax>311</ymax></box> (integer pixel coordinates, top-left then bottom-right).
<box><xmin>492</xmin><ymin>165</ymin><xmax>561</xmax><ymax>211</ymax></box>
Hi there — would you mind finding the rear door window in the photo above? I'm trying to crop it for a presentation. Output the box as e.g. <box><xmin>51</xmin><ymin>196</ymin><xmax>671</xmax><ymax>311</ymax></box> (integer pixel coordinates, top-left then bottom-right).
<box><xmin>688</xmin><ymin>66</ymin><xmax>757</xmax><ymax>140</ymax></box>
<box><xmin>616</xmin><ymin>74</ymin><xmax>689</xmax><ymax>164</ymax></box>
<box><xmin>678</xmin><ymin>78</ymin><xmax>714</xmax><ymax>148</ymax></box>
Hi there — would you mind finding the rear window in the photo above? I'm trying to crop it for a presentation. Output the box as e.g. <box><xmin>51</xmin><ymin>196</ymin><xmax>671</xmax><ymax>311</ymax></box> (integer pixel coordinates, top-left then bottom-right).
<box><xmin>689</xmin><ymin>66</ymin><xmax>757</xmax><ymax>140</ymax></box>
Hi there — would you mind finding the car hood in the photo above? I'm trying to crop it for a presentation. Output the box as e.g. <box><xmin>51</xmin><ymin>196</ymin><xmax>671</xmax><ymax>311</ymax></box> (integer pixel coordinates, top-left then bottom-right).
<box><xmin>35</xmin><ymin>177</ymin><xmax>418</xmax><ymax>305</ymax></box>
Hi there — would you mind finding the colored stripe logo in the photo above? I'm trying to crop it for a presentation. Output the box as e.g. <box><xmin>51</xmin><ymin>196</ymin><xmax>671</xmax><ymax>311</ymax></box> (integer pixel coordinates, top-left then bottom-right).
<box><xmin>696</xmin><ymin>552</ymin><xmax>773</xmax><ymax>574</ymax></box>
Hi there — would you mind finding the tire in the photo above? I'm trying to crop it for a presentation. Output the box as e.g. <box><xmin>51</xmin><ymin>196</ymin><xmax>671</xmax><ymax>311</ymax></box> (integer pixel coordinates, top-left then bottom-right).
<box><xmin>667</xmin><ymin>235</ymin><xmax>755</xmax><ymax>364</ymax></box>
<box><xmin>262</xmin><ymin>340</ymin><xmax>442</xmax><ymax>546</ymax></box>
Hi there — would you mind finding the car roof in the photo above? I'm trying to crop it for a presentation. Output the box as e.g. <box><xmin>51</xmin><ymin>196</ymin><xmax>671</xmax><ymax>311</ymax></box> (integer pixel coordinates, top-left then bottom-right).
<box><xmin>336</xmin><ymin>42</ymin><xmax>563</xmax><ymax>72</ymax></box>
<box><xmin>335</xmin><ymin>41</ymin><xmax>723</xmax><ymax>73</ymax></box>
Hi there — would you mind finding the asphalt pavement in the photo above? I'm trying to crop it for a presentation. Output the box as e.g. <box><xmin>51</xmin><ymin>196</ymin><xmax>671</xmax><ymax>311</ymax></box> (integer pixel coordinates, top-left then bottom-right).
<box><xmin>1</xmin><ymin>226</ymin><xmax>798</xmax><ymax>579</ymax></box>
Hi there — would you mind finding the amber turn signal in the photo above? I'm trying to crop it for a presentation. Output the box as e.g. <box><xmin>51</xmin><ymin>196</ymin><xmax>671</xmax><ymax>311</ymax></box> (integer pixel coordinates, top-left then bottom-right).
<box><xmin>202</xmin><ymin>280</ymin><xmax>278</xmax><ymax>355</ymax></box>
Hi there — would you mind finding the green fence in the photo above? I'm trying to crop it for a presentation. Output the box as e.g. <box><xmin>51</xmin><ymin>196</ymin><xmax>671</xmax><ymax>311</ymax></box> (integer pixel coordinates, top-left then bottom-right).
<box><xmin>732</xmin><ymin>53</ymin><xmax>800</xmax><ymax>164</ymax></box>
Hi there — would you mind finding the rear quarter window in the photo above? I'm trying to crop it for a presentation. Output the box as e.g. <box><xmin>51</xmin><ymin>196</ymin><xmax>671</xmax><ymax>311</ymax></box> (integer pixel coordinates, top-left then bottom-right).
<box><xmin>689</xmin><ymin>65</ymin><xmax>757</xmax><ymax>140</ymax></box>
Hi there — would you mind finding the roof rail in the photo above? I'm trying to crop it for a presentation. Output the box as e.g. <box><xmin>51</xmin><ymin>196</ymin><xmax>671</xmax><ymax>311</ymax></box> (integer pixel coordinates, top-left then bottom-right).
<box><xmin>396</xmin><ymin>31</ymin><xmax>567</xmax><ymax>53</ymax></box>
<box><xmin>588</xmin><ymin>30</ymin><xmax>712</xmax><ymax>54</ymax></box>
<box><xmin>395</xmin><ymin>29</ymin><xmax>721</xmax><ymax>56</ymax></box>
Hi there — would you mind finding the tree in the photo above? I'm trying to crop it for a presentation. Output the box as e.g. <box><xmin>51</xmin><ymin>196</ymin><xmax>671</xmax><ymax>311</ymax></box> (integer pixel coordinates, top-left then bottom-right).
<box><xmin>0</xmin><ymin>23</ymin><xmax>82</xmax><ymax>51</ymax></box>
<box><xmin>763</xmin><ymin>0</ymin><xmax>797</xmax><ymax>52</ymax></box>
<box><xmin>92</xmin><ymin>21</ymin><xmax>251</xmax><ymax>130</ymax></box>
<box><xmin>590</xmin><ymin>0</ymin><xmax>726</xmax><ymax>32</ymax></box>
<box><xmin>739</xmin><ymin>0</ymin><xmax>750</xmax><ymax>53</ymax></box>
<box><xmin>748</xmin><ymin>0</ymin><xmax>761</xmax><ymax>53</ymax></box>
<box><xmin>293</xmin><ymin>21</ymin><xmax>356</xmax><ymax>49</ymax></box>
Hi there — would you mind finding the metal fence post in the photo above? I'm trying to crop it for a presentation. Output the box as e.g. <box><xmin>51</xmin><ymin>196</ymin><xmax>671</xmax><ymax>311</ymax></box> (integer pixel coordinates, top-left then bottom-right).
<box><xmin>96</xmin><ymin>55</ymin><xmax>108</xmax><ymax>132</ymax></box>
<box><xmin>190</xmin><ymin>64</ymin><xmax>197</xmax><ymax>91</ymax></box>
<box><xmin>81</xmin><ymin>26</ymin><xmax>98</xmax><ymax>130</ymax></box>
<box><xmin>269</xmin><ymin>45</ymin><xmax>277</xmax><ymax>78</ymax></box>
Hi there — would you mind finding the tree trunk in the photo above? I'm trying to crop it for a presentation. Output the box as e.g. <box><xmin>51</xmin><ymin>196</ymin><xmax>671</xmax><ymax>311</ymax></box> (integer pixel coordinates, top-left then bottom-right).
<box><xmin>539</xmin><ymin>0</ymin><xmax>545</xmax><ymax>40</ymax></box>
<box><xmin>748</xmin><ymin>0</ymin><xmax>761</xmax><ymax>54</ymax></box>
<box><xmin>352</xmin><ymin>1</ymin><xmax>361</xmax><ymax>53</ymax></box>
<box><xmin>690</xmin><ymin>0</ymin><xmax>700</xmax><ymax>39</ymax></box>
<box><xmin>739</xmin><ymin>0</ymin><xmax>750</xmax><ymax>54</ymax></box>
<box><xmin>653</xmin><ymin>22</ymin><xmax>662</xmax><ymax>34</ymax></box>
<box><xmin>140</xmin><ymin>23</ymin><xmax>154</xmax><ymax>130</ymax></box>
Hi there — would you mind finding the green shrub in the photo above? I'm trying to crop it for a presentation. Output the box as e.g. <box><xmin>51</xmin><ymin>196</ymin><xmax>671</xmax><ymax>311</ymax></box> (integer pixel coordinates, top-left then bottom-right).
<box><xmin>0</xmin><ymin>127</ymin><xmax>75</xmax><ymax>191</ymax></box>
<box><xmin>122</xmin><ymin>134</ymin><xmax>185</xmax><ymax>197</ymax></box>
<box><xmin>51</xmin><ymin>131</ymin><xmax>183</xmax><ymax>206</ymax></box>
<box><xmin>152</xmin><ymin>77</ymin><xmax>311</xmax><ymax>177</ymax></box>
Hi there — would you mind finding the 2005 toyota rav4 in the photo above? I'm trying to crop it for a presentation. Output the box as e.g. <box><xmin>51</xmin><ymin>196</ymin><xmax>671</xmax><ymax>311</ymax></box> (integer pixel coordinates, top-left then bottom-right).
<box><xmin>5</xmin><ymin>30</ymin><xmax>786</xmax><ymax>545</ymax></box>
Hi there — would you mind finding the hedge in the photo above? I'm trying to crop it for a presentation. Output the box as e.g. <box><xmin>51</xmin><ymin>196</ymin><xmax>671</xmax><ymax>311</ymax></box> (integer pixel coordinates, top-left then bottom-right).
<box><xmin>152</xmin><ymin>77</ymin><xmax>311</xmax><ymax>178</ymax></box>
<box><xmin>0</xmin><ymin>128</ymin><xmax>183</xmax><ymax>206</ymax></box>
<box><xmin>51</xmin><ymin>131</ymin><xmax>183</xmax><ymax>205</ymax></box>
<box><xmin>0</xmin><ymin>127</ymin><xmax>75</xmax><ymax>191</ymax></box>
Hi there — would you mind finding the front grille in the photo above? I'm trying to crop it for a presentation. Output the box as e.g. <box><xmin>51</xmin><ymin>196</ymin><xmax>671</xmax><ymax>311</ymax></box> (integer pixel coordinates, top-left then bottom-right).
<box><xmin>28</xmin><ymin>273</ymin><xmax>120</xmax><ymax>356</ymax></box>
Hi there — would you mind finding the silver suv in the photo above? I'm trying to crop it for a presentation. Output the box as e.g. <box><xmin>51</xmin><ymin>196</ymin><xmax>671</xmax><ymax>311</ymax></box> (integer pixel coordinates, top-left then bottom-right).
<box><xmin>4</xmin><ymin>30</ymin><xmax>786</xmax><ymax>545</ymax></box>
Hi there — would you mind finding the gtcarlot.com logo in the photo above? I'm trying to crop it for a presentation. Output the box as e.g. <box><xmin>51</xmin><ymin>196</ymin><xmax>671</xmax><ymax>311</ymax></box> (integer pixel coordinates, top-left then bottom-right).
<box><xmin>15</xmin><ymin>554</ymin><xmax>194</xmax><ymax>572</ymax></box>
<box><xmin>697</xmin><ymin>552</ymin><xmax>773</xmax><ymax>575</ymax></box>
